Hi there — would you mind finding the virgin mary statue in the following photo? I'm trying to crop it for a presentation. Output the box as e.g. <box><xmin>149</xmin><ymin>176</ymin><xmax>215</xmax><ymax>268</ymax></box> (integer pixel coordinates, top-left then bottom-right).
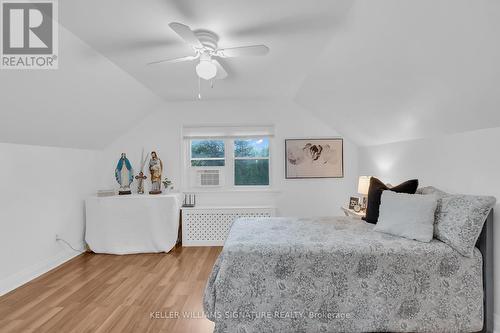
<box><xmin>115</xmin><ymin>153</ymin><xmax>134</xmax><ymax>195</ymax></box>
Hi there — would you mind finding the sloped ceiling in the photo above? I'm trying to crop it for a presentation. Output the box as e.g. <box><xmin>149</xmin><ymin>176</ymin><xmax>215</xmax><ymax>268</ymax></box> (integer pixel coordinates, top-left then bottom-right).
<box><xmin>295</xmin><ymin>0</ymin><xmax>500</xmax><ymax>145</ymax></box>
<box><xmin>58</xmin><ymin>0</ymin><xmax>352</xmax><ymax>100</ymax></box>
<box><xmin>0</xmin><ymin>26</ymin><xmax>163</xmax><ymax>149</ymax></box>
<box><xmin>2</xmin><ymin>0</ymin><xmax>500</xmax><ymax>148</ymax></box>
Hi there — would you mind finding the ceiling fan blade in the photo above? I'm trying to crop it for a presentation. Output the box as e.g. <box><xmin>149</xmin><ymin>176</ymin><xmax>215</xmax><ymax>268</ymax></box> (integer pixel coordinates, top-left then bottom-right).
<box><xmin>147</xmin><ymin>55</ymin><xmax>198</xmax><ymax>65</ymax></box>
<box><xmin>213</xmin><ymin>59</ymin><xmax>228</xmax><ymax>79</ymax></box>
<box><xmin>169</xmin><ymin>22</ymin><xmax>203</xmax><ymax>48</ymax></box>
<box><xmin>217</xmin><ymin>45</ymin><xmax>269</xmax><ymax>58</ymax></box>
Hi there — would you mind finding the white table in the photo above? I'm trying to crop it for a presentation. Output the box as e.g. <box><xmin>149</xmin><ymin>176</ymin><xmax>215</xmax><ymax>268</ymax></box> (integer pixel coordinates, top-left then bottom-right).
<box><xmin>85</xmin><ymin>193</ymin><xmax>182</xmax><ymax>254</ymax></box>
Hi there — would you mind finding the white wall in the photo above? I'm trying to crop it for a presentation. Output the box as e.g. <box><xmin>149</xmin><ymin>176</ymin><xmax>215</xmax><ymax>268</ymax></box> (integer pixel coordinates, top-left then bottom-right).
<box><xmin>358</xmin><ymin>126</ymin><xmax>500</xmax><ymax>331</ymax></box>
<box><xmin>0</xmin><ymin>143</ymin><xmax>98</xmax><ymax>295</ymax></box>
<box><xmin>97</xmin><ymin>100</ymin><xmax>358</xmax><ymax>217</ymax></box>
<box><xmin>0</xmin><ymin>23</ymin><xmax>164</xmax><ymax>296</ymax></box>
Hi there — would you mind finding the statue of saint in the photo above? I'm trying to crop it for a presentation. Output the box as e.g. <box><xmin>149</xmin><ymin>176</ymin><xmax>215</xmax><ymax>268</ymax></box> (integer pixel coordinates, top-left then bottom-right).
<box><xmin>149</xmin><ymin>151</ymin><xmax>163</xmax><ymax>194</ymax></box>
<box><xmin>115</xmin><ymin>153</ymin><xmax>133</xmax><ymax>195</ymax></box>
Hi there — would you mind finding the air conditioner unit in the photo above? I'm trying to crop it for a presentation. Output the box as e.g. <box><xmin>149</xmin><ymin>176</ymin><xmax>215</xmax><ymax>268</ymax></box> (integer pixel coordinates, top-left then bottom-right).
<box><xmin>194</xmin><ymin>169</ymin><xmax>223</xmax><ymax>187</ymax></box>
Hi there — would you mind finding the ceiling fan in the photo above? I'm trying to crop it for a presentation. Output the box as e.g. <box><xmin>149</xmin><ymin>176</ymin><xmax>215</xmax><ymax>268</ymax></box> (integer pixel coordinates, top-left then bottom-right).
<box><xmin>147</xmin><ymin>22</ymin><xmax>270</xmax><ymax>81</ymax></box>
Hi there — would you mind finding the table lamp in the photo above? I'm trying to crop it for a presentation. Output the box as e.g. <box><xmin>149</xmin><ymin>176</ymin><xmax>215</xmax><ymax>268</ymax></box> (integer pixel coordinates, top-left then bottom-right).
<box><xmin>358</xmin><ymin>176</ymin><xmax>371</xmax><ymax>211</ymax></box>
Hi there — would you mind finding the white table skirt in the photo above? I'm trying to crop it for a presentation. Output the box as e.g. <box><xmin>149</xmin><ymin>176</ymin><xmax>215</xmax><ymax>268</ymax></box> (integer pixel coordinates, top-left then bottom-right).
<box><xmin>85</xmin><ymin>193</ymin><xmax>182</xmax><ymax>254</ymax></box>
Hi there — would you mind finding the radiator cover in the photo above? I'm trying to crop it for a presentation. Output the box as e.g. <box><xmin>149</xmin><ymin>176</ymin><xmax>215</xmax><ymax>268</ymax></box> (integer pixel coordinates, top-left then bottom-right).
<box><xmin>181</xmin><ymin>207</ymin><xmax>276</xmax><ymax>246</ymax></box>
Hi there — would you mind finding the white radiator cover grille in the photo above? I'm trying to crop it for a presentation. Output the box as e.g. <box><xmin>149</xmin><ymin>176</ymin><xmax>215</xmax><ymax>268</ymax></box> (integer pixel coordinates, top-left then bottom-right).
<box><xmin>182</xmin><ymin>207</ymin><xmax>276</xmax><ymax>246</ymax></box>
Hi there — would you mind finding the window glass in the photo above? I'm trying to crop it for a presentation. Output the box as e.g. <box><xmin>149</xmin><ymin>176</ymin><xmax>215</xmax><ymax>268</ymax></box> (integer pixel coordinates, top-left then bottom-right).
<box><xmin>191</xmin><ymin>140</ymin><xmax>225</xmax><ymax>158</ymax></box>
<box><xmin>234</xmin><ymin>138</ymin><xmax>269</xmax><ymax>158</ymax></box>
<box><xmin>191</xmin><ymin>140</ymin><xmax>225</xmax><ymax>166</ymax></box>
<box><xmin>234</xmin><ymin>137</ymin><xmax>270</xmax><ymax>186</ymax></box>
<box><xmin>234</xmin><ymin>159</ymin><xmax>269</xmax><ymax>186</ymax></box>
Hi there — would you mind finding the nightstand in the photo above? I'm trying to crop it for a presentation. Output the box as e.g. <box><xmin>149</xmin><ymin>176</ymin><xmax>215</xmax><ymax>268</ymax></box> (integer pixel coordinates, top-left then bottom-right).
<box><xmin>341</xmin><ymin>206</ymin><xmax>365</xmax><ymax>219</ymax></box>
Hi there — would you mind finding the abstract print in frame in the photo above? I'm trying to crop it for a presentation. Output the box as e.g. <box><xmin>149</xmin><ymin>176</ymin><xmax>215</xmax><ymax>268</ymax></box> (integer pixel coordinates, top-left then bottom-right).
<box><xmin>285</xmin><ymin>138</ymin><xmax>343</xmax><ymax>179</ymax></box>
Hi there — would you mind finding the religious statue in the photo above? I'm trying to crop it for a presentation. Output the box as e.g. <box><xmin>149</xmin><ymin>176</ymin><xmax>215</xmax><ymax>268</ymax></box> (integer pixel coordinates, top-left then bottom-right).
<box><xmin>149</xmin><ymin>151</ymin><xmax>163</xmax><ymax>194</ymax></box>
<box><xmin>115</xmin><ymin>153</ymin><xmax>133</xmax><ymax>195</ymax></box>
<box><xmin>135</xmin><ymin>149</ymin><xmax>148</xmax><ymax>194</ymax></box>
<box><xmin>135</xmin><ymin>172</ymin><xmax>147</xmax><ymax>194</ymax></box>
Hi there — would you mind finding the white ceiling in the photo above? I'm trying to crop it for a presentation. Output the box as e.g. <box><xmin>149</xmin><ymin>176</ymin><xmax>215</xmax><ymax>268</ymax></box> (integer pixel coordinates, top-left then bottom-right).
<box><xmin>58</xmin><ymin>0</ymin><xmax>353</xmax><ymax>101</ymax></box>
<box><xmin>2</xmin><ymin>0</ymin><xmax>500</xmax><ymax>148</ymax></box>
<box><xmin>296</xmin><ymin>0</ymin><xmax>500</xmax><ymax>145</ymax></box>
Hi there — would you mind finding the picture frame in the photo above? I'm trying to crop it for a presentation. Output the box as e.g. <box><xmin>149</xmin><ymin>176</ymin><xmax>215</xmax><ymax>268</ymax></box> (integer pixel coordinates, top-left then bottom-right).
<box><xmin>349</xmin><ymin>196</ymin><xmax>360</xmax><ymax>210</ymax></box>
<box><xmin>285</xmin><ymin>138</ymin><xmax>344</xmax><ymax>179</ymax></box>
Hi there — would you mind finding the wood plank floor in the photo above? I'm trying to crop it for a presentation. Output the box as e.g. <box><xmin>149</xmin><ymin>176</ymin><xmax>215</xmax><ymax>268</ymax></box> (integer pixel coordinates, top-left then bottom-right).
<box><xmin>0</xmin><ymin>246</ymin><xmax>222</xmax><ymax>333</ymax></box>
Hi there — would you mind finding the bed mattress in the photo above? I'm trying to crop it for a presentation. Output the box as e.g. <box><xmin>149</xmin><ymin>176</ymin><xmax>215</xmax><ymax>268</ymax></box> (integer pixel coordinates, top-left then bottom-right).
<box><xmin>203</xmin><ymin>216</ymin><xmax>483</xmax><ymax>333</ymax></box>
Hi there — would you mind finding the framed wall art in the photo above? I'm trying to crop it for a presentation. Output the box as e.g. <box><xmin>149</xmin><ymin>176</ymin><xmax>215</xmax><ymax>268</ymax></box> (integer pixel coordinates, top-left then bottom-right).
<box><xmin>285</xmin><ymin>138</ymin><xmax>344</xmax><ymax>179</ymax></box>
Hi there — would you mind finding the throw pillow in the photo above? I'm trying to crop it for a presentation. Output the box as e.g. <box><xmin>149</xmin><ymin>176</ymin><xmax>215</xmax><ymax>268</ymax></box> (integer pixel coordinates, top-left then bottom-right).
<box><xmin>363</xmin><ymin>177</ymin><xmax>419</xmax><ymax>224</ymax></box>
<box><xmin>374</xmin><ymin>191</ymin><xmax>437</xmax><ymax>242</ymax></box>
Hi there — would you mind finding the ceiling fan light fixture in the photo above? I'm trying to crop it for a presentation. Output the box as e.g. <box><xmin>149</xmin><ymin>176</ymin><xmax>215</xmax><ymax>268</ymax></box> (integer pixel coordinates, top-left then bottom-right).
<box><xmin>147</xmin><ymin>22</ymin><xmax>269</xmax><ymax>84</ymax></box>
<box><xmin>196</xmin><ymin>59</ymin><xmax>217</xmax><ymax>80</ymax></box>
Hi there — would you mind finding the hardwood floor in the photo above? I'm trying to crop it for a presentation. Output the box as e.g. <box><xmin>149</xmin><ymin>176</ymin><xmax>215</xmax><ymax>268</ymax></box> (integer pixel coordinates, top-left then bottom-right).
<box><xmin>0</xmin><ymin>246</ymin><xmax>222</xmax><ymax>333</ymax></box>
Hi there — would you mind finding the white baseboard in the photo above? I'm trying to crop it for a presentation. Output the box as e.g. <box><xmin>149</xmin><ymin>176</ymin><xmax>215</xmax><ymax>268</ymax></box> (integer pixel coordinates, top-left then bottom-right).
<box><xmin>0</xmin><ymin>248</ymin><xmax>82</xmax><ymax>297</ymax></box>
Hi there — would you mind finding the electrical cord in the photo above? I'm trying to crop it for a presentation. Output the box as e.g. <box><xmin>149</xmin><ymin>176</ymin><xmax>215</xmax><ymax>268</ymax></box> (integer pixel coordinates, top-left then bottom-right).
<box><xmin>56</xmin><ymin>236</ymin><xmax>87</xmax><ymax>253</ymax></box>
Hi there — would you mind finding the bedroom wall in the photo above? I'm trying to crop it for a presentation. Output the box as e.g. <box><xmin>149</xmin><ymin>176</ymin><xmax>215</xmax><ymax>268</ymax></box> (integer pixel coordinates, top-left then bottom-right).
<box><xmin>96</xmin><ymin>100</ymin><xmax>358</xmax><ymax>217</ymax></box>
<box><xmin>0</xmin><ymin>143</ymin><xmax>98</xmax><ymax>295</ymax></box>
<box><xmin>358</xmin><ymin>126</ymin><xmax>500</xmax><ymax>331</ymax></box>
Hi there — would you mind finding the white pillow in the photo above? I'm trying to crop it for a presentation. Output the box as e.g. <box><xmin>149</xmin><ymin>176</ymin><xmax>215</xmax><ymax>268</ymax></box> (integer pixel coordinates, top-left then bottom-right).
<box><xmin>374</xmin><ymin>191</ymin><xmax>438</xmax><ymax>242</ymax></box>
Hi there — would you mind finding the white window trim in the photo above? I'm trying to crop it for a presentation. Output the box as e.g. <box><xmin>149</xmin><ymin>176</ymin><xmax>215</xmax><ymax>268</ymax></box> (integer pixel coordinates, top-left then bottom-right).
<box><xmin>182</xmin><ymin>136</ymin><xmax>273</xmax><ymax>192</ymax></box>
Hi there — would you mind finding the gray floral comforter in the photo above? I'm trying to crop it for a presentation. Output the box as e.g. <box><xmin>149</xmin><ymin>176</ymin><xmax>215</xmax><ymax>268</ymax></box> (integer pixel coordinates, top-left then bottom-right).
<box><xmin>203</xmin><ymin>216</ymin><xmax>483</xmax><ymax>333</ymax></box>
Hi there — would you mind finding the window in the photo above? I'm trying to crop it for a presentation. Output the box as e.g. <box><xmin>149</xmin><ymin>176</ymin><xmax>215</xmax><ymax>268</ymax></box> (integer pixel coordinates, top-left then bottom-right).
<box><xmin>188</xmin><ymin>137</ymin><xmax>271</xmax><ymax>188</ymax></box>
<box><xmin>190</xmin><ymin>139</ymin><xmax>225</xmax><ymax>167</ymax></box>
<box><xmin>234</xmin><ymin>138</ymin><xmax>269</xmax><ymax>186</ymax></box>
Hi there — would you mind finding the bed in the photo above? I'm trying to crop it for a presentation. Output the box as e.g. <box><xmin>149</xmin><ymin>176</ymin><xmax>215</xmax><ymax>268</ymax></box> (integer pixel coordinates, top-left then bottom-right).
<box><xmin>203</xmin><ymin>213</ymin><xmax>493</xmax><ymax>333</ymax></box>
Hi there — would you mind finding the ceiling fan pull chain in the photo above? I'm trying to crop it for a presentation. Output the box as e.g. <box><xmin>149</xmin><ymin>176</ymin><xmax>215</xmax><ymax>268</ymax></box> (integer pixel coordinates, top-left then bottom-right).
<box><xmin>198</xmin><ymin>77</ymin><xmax>202</xmax><ymax>100</ymax></box>
<box><xmin>211</xmin><ymin>79</ymin><xmax>214</xmax><ymax>89</ymax></box>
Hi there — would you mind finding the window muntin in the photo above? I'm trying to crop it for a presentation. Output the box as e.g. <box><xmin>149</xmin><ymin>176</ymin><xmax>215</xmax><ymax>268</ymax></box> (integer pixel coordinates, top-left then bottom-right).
<box><xmin>190</xmin><ymin>139</ymin><xmax>225</xmax><ymax>167</ymax></box>
<box><xmin>191</xmin><ymin>160</ymin><xmax>225</xmax><ymax>167</ymax></box>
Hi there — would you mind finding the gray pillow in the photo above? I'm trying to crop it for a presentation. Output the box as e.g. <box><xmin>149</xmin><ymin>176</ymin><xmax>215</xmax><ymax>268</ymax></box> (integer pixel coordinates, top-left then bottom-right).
<box><xmin>417</xmin><ymin>186</ymin><xmax>496</xmax><ymax>257</ymax></box>
<box><xmin>416</xmin><ymin>186</ymin><xmax>448</xmax><ymax>198</ymax></box>
<box><xmin>435</xmin><ymin>194</ymin><xmax>495</xmax><ymax>257</ymax></box>
<box><xmin>374</xmin><ymin>191</ymin><xmax>437</xmax><ymax>242</ymax></box>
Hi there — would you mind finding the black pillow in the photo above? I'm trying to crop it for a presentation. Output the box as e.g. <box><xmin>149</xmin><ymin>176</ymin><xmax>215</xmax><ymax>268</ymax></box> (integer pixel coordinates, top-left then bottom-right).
<box><xmin>363</xmin><ymin>177</ymin><xmax>419</xmax><ymax>224</ymax></box>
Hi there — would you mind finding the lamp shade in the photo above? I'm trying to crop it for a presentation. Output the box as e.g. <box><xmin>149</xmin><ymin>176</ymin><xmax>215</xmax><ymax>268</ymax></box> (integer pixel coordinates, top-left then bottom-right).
<box><xmin>196</xmin><ymin>59</ymin><xmax>217</xmax><ymax>80</ymax></box>
<box><xmin>358</xmin><ymin>176</ymin><xmax>371</xmax><ymax>195</ymax></box>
